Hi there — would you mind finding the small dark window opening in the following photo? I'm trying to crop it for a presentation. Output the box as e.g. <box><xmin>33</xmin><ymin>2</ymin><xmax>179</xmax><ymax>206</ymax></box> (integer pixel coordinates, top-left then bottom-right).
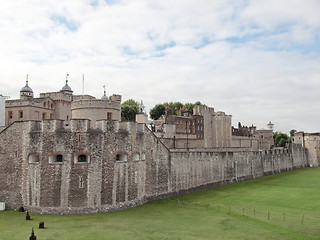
<box><xmin>56</xmin><ymin>155</ymin><xmax>63</xmax><ymax>162</ymax></box>
<box><xmin>9</xmin><ymin>111</ymin><xmax>13</xmax><ymax>119</ymax></box>
<box><xmin>79</xmin><ymin>177</ymin><xmax>84</xmax><ymax>188</ymax></box>
<box><xmin>78</xmin><ymin>155</ymin><xmax>87</xmax><ymax>162</ymax></box>
<box><xmin>116</xmin><ymin>153</ymin><xmax>127</xmax><ymax>161</ymax></box>
<box><xmin>19</xmin><ymin>111</ymin><xmax>23</xmax><ymax>118</ymax></box>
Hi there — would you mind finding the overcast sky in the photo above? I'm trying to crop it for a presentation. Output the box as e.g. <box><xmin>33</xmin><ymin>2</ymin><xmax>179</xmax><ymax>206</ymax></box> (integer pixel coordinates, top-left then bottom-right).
<box><xmin>0</xmin><ymin>0</ymin><xmax>319</xmax><ymax>133</ymax></box>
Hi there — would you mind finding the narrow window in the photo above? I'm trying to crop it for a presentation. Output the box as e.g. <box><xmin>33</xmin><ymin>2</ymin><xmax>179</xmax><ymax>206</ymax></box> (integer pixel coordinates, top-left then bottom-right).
<box><xmin>79</xmin><ymin>177</ymin><xmax>84</xmax><ymax>188</ymax></box>
<box><xmin>50</xmin><ymin>113</ymin><xmax>53</xmax><ymax>119</ymax></box>
<box><xmin>19</xmin><ymin>111</ymin><xmax>23</xmax><ymax>118</ymax></box>
<box><xmin>141</xmin><ymin>152</ymin><xmax>146</xmax><ymax>161</ymax></box>
<box><xmin>107</xmin><ymin>112</ymin><xmax>112</xmax><ymax>120</ymax></box>
<box><xmin>43</xmin><ymin>102</ymin><xmax>46</xmax><ymax>108</ymax></box>
<box><xmin>51</xmin><ymin>103</ymin><xmax>53</xmax><ymax>109</ymax></box>
<box><xmin>42</xmin><ymin>113</ymin><xmax>46</xmax><ymax>119</ymax></box>
<box><xmin>134</xmin><ymin>171</ymin><xmax>138</xmax><ymax>184</ymax></box>
<box><xmin>67</xmin><ymin>115</ymin><xmax>69</xmax><ymax>121</ymax></box>
<box><xmin>9</xmin><ymin>111</ymin><xmax>13</xmax><ymax>119</ymax></box>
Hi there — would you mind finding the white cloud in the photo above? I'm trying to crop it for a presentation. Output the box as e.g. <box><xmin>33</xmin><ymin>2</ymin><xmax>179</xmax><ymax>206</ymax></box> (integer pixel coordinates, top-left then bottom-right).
<box><xmin>0</xmin><ymin>0</ymin><xmax>319</xmax><ymax>133</ymax></box>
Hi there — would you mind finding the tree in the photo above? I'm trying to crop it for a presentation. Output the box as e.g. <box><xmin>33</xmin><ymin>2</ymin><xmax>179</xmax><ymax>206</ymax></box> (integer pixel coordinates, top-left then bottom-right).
<box><xmin>163</xmin><ymin>102</ymin><xmax>183</xmax><ymax>115</ymax></box>
<box><xmin>149</xmin><ymin>104</ymin><xmax>166</xmax><ymax>120</ymax></box>
<box><xmin>184</xmin><ymin>101</ymin><xmax>207</xmax><ymax>111</ymax></box>
<box><xmin>150</xmin><ymin>101</ymin><xmax>207</xmax><ymax>119</ymax></box>
<box><xmin>273</xmin><ymin>132</ymin><xmax>290</xmax><ymax>147</ymax></box>
<box><xmin>289</xmin><ymin>129</ymin><xmax>297</xmax><ymax>143</ymax></box>
<box><xmin>121</xmin><ymin>99</ymin><xmax>139</xmax><ymax>122</ymax></box>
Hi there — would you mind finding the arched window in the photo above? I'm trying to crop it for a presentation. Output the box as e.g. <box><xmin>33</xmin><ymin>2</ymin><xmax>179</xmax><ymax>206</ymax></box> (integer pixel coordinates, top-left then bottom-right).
<box><xmin>43</xmin><ymin>102</ymin><xmax>46</xmax><ymax>108</ymax></box>
<box><xmin>28</xmin><ymin>153</ymin><xmax>39</xmax><ymax>163</ymax></box>
<box><xmin>49</xmin><ymin>154</ymin><xmax>63</xmax><ymax>164</ymax></box>
<box><xmin>116</xmin><ymin>153</ymin><xmax>127</xmax><ymax>162</ymax></box>
<box><xmin>78</xmin><ymin>155</ymin><xmax>87</xmax><ymax>162</ymax></box>
<box><xmin>132</xmin><ymin>152</ymin><xmax>140</xmax><ymax>161</ymax></box>
<box><xmin>74</xmin><ymin>153</ymin><xmax>90</xmax><ymax>163</ymax></box>
<box><xmin>141</xmin><ymin>152</ymin><xmax>146</xmax><ymax>161</ymax></box>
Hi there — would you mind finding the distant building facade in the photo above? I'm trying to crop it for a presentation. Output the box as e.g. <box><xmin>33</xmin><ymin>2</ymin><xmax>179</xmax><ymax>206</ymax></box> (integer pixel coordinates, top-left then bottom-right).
<box><xmin>294</xmin><ymin>132</ymin><xmax>320</xmax><ymax>167</ymax></box>
<box><xmin>153</xmin><ymin>106</ymin><xmax>273</xmax><ymax>150</ymax></box>
<box><xmin>5</xmin><ymin>78</ymin><xmax>121</xmax><ymax>128</ymax></box>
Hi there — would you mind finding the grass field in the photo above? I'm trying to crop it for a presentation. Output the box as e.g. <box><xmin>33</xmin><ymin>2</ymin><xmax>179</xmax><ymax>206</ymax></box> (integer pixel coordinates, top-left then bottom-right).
<box><xmin>1</xmin><ymin>167</ymin><xmax>320</xmax><ymax>240</ymax></box>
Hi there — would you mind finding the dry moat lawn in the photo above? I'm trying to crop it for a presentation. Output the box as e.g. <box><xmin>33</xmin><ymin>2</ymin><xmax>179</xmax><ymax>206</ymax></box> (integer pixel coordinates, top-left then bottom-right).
<box><xmin>1</xmin><ymin>167</ymin><xmax>320</xmax><ymax>240</ymax></box>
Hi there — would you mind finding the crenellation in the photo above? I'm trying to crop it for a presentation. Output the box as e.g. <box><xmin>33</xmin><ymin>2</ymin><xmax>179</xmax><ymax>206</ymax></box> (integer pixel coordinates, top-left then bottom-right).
<box><xmin>0</xmin><ymin>83</ymin><xmax>312</xmax><ymax>214</ymax></box>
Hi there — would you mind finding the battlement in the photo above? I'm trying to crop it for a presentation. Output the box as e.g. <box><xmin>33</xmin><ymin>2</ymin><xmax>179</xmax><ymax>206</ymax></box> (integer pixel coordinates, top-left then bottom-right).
<box><xmin>25</xmin><ymin>119</ymin><xmax>146</xmax><ymax>134</ymax></box>
<box><xmin>71</xmin><ymin>99</ymin><xmax>120</xmax><ymax>110</ymax></box>
<box><xmin>40</xmin><ymin>92</ymin><xmax>73</xmax><ymax>102</ymax></box>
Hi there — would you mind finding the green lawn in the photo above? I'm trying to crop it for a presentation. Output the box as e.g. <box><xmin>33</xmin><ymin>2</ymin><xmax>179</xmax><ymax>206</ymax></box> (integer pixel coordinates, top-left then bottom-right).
<box><xmin>1</xmin><ymin>167</ymin><xmax>320</xmax><ymax>240</ymax></box>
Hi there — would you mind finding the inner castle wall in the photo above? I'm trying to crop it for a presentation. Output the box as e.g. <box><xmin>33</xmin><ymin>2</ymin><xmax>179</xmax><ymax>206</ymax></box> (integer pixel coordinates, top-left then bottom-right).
<box><xmin>0</xmin><ymin>119</ymin><xmax>308</xmax><ymax>214</ymax></box>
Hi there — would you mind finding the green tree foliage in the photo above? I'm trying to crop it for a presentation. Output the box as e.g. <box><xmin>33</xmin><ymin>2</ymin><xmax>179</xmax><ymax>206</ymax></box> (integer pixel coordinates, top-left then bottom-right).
<box><xmin>121</xmin><ymin>99</ymin><xmax>139</xmax><ymax>122</ymax></box>
<box><xmin>163</xmin><ymin>102</ymin><xmax>183</xmax><ymax>115</ymax></box>
<box><xmin>149</xmin><ymin>101</ymin><xmax>207</xmax><ymax>120</ymax></box>
<box><xmin>290</xmin><ymin>129</ymin><xmax>297</xmax><ymax>143</ymax></box>
<box><xmin>273</xmin><ymin>132</ymin><xmax>290</xmax><ymax>147</ymax></box>
<box><xmin>149</xmin><ymin>104</ymin><xmax>166</xmax><ymax>120</ymax></box>
<box><xmin>184</xmin><ymin>101</ymin><xmax>207</xmax><ymax>111</ymax></box>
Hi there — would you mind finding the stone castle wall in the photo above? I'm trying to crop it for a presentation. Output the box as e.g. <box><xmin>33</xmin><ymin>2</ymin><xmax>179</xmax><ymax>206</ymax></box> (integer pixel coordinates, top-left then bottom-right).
<box><xmin>0</xmin><ymin>119</ymin><xmax>308</xmax><ymax>214</ymax></box>
<box><xmin>170</xmin><ymin>145</ymin><xmax>306</xmax><ymax>195</ymax></box>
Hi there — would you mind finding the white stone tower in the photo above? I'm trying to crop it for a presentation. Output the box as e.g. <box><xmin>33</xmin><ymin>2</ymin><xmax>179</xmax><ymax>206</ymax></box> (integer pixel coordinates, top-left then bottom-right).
<box><xmin>267</xmin><ymin>121</ymin><xmax>274</xmax><ymax>131</ymax></box>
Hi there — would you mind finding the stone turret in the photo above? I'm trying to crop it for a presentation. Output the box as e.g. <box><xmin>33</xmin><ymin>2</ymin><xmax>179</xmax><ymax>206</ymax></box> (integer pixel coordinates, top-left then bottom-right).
<box><xmin>20</xmin><ymin>75</ymin><xmax>33</xmax><ymax>100</ymax></box>
<box><xmin>60</xmin><ymin>74</ymin><xmax>73</xmax><ymax>94</ymax></box>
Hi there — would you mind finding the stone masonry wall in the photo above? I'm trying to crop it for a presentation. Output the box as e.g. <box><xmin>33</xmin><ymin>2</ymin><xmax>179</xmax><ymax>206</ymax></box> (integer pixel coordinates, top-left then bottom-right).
<box><xmin>170</xmin><ymin>144</ymin><xmax>307</xmax><ymax>195</ymax></box>
<box><xmin>0</xmin><ymin>119</ymin><xmax>309</xmax><ymax>214</ymax></box>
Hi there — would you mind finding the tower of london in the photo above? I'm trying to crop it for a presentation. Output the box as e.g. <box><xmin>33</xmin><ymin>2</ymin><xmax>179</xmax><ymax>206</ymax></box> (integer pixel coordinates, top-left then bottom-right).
<box><xmin>0</xmin><ymin>77</ymin><xmax>309</xmax><ymax>214</ymax></box>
